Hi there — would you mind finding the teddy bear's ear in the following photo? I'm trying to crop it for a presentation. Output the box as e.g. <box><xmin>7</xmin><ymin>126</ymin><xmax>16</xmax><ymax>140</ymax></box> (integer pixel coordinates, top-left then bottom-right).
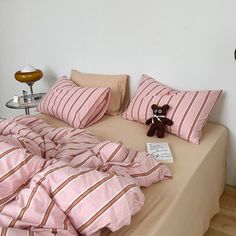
<box><xmin>162</xmin><ymin>104</ymin><xmax>170</xmax><ymax>111</ymax></box>
<box><xmin>151</xmin><ymin>104</ymin><xmax>158</xmax><ymax>110</ymax></box>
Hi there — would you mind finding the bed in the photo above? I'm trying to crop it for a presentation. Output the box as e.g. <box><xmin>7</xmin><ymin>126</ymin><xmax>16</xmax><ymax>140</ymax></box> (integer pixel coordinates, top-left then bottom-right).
<box><xmin>35</xmin><ymin>113</ymin><xmax>228</xmax><ymax>236</ymax></box>
<box><xmin>0</xmin><ymin>71</ymin><xmax>226</xmax><ymax>235</ymax></box>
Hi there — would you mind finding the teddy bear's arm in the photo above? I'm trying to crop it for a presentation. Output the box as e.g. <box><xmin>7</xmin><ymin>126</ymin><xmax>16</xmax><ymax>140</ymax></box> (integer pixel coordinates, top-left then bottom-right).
<box><xmin>164</xmin><ymin>118</ymin><xmax>174</xmax><ymax>126</ymax></box>
<box><xmin>146</xmin><ymin>118</ymin><xmax>152</xmax><ymax>125</ymax></box>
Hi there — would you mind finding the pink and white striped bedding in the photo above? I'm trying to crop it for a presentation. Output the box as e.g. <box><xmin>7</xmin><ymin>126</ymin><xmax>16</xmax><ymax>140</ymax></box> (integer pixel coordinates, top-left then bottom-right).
<box><xmin>37</xmin><ymin>78</ymin><xmax>111</xmax><ymax>129</ymax></box>
<box><xmin>0</xmin><ymin>116</ymin><xmax>171</xmax><ymax>236</ymax></box>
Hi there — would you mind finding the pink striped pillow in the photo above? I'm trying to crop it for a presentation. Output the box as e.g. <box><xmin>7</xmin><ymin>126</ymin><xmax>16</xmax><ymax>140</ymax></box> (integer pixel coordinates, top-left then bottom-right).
<box><xmin>38</xmin><ymin>77</ymin><xmax>111</xmax><ymax>128</ymax></box>
<box><xmin>122</xmin><ymin>74</ymin><xmax>222</xmax><ymax>144</ymax></box>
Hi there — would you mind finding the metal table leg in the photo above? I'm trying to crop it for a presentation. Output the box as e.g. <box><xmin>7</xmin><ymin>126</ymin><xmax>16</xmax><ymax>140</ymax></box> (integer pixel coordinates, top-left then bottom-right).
<box><xmin>25</xmin><ymin>108</ymin><xmax>30</xmax><ymax>115</ymax></box>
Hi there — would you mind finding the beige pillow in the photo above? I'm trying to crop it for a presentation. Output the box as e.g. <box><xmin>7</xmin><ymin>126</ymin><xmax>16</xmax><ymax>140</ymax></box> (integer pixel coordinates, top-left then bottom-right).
<box><xmin>71</xmin><ymin>70</ymin><xmax>129</xmax><ymax>115</ymax></box>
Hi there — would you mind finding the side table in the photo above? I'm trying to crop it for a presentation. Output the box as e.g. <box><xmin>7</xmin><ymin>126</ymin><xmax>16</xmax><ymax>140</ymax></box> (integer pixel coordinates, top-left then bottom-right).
<box><xmin>6</xmin><ymin>93</ymin><xmax>46</xmax><ymax>115</ymax></box>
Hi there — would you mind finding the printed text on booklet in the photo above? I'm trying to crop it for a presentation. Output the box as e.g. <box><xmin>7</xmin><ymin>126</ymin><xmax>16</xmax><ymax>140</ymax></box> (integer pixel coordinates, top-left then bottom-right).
<box><xmin>146</xmin><ymin>143</ymin><xmax>174</xmax><ymax>163</ymax></box>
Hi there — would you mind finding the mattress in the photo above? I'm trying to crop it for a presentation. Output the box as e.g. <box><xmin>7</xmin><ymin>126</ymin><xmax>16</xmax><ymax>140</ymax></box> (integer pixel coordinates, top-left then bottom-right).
<box><xmin>36</xmin><ymin>113</ymin><xmax>228</xmax><ymax>236</ymax></box>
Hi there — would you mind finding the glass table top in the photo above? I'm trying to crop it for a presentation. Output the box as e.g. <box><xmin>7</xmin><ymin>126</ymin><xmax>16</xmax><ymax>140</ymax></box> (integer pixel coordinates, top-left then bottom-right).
<box><xmin>6</xmin><ymin>93</ymin><xmax>46</xmax><ymax>109</ymax></box>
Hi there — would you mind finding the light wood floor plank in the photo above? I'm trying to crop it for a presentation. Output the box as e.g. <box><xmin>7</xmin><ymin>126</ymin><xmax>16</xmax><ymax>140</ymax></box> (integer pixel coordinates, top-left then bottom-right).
<box><xmin>205</xmin><ymin>228</ymin><xmax>231</xmax><ymax>236</ymax></box>
<box><xmin>205</xmin><ymin>185</ymin><xmax>236</xmax><ymax>236</ymax></box>
<box><xmin>210</xmin><ymin>213</ymin><xmax>236</xmax><ymax>235</ymax></box>
<box><xmin>220</xmin><ymin>185</ymin><xmax>236</xmax><ymax>217</ymax></box>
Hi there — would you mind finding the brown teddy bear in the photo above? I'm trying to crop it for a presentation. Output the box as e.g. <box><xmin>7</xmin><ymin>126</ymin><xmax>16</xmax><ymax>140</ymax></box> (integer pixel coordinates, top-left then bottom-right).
<box><xmin>146</xmin><ymin>104</ymin><xmax>173</xmax><ymax>138</ymax></box>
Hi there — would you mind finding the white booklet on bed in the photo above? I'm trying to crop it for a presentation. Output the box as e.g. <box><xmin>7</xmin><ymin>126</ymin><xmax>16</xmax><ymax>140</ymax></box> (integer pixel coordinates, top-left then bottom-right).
<box><xmin>146</xmin><ymin>142</ymin><xmax>174</xmax><ymax>163</ymax></box>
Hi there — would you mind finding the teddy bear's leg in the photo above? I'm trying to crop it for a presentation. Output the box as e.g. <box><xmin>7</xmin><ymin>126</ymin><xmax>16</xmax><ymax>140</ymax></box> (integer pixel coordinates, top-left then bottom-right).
<box><xmin>147</xmin><ymin>125</ymin><xmax>156</xmax><ymax>137</ymax></box>
<box><xmin>156</xmin><ymin>126</ymin><xmax>165</xmax><ymax>138</ymax></box>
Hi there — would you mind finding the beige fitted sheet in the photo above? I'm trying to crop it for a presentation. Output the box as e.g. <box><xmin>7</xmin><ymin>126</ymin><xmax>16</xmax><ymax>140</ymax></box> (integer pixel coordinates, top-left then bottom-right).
<box><xmin>36</xmin><ymin>113</ymin><xmax>228</xmax><ymax>236</ymax></box>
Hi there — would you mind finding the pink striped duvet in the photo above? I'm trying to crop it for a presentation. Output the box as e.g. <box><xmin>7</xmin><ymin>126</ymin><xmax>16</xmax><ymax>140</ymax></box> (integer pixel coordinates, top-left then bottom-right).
<box><xmin>0</xmin><ymin>116</ymin><xmax>171</xmax><ymax>236</ymax></box>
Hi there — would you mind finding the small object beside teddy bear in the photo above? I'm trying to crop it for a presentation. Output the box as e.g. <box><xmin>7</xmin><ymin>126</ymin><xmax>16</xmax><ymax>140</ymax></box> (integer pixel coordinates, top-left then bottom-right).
<box><xmin>146</xmin><ymin>104</ymin><xmax>173</xmax><ymax>138</ymax></box>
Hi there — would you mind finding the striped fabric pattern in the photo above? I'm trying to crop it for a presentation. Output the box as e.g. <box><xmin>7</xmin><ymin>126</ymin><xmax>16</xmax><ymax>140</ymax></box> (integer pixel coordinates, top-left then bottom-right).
<box><xmin>122</xmin><ymin>74</ymin><xmax>222</xmax><ymax>144</ymax></box>
<box><xmin>37</xmin><ymin>77</ymin><xmax>111</xmax><ymax>128</ymax></box>
<box><xmin>0</xmin><ymin>116</ymin><xmax>171</xmax><ymax>235</ymax></box>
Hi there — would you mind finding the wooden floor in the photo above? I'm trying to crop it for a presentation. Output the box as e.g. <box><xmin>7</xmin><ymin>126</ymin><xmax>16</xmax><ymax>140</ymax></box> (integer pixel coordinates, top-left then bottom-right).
<box><xmin>205</xmin><ymin>185</ymin><xmax>236</xmax><ymax>236</ymax></box>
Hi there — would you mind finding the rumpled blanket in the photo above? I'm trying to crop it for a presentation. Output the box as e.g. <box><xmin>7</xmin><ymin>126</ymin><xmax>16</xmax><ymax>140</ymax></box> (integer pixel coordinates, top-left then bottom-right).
<box><xmin>0</xmin><ymin>116</ymin><xmax>171</xmax><ymax>236</ymax></box>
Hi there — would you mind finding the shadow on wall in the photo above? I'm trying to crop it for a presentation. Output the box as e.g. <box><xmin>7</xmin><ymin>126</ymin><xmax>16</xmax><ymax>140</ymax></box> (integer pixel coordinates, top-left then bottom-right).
<box><xmin>42</xmin><ymin>66</ymin><xmax>58</xmax><ymax>90</ymax></box>
<box><xmin>0</xmin><ymin>107</ymin><xmax>3</xmax><ymax>118</ymax></box>
<box><xmin>210</xmin><ymin>92</ymin><xmax>226</xmax><ymax>124</ymax></box>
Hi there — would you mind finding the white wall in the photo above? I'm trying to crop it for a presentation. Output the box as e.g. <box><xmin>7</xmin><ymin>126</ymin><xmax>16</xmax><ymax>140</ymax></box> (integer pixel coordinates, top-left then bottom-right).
<box><xmin>0</xmin><ymin>0</ymin><xmax>236</xmax><ymax>184</ymax></box>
